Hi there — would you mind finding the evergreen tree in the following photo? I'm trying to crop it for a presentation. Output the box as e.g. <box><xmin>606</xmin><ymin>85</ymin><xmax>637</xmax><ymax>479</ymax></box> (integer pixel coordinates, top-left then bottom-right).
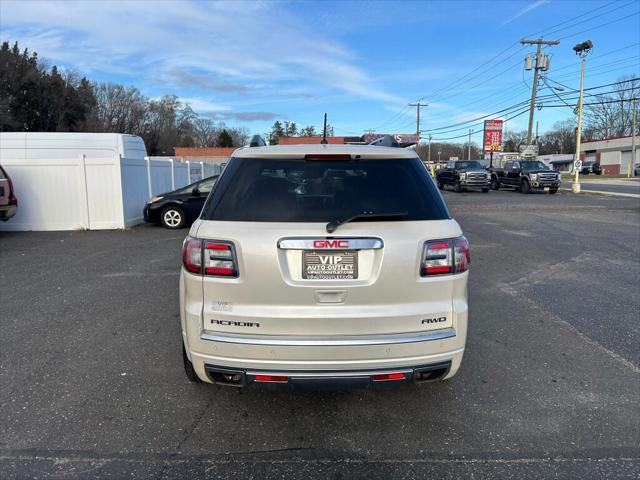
<box><xmin>217</xmin><ymin>129</ymin><xmax>234</xmax><ymax>147</ymax></box>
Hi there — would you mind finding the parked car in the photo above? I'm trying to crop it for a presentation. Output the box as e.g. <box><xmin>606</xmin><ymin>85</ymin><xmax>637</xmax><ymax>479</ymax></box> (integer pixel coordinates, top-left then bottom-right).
<box><xmin>143</xmin><ymin>175</ymin><xmax>218</xmax><ymax>229</ymax></box>
<box><xmin>490</xmin><ymin>159</ymin><xmax>561</xmax><ymax>194</ymax></box>
<box><xmin>635</xmin><ymin>164</ymin><xmax>640</xmax><ymax>177</ymax></box>
<box><xmin>581</xmin><ymin>161</ymin><xmax>602</xmax><ymax>175</ymax></box>
<box><xmin>180</xmin><ymin>144</ymin><xmax>470</xmax><ymax>388</ymax></box>
<box><xmin>436</xmin><ymin>160</ymin><xmax>490</xmax><ymax>193</ymax></box>
<box><xmin>0</xmin><ymin>164</ymin><xmax>17</xmax><ymax>221</ymax></box>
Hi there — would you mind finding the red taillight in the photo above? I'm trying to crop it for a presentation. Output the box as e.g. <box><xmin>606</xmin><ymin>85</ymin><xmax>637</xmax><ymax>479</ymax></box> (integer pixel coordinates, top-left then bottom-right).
<box><xmin>254</xmin><ymin>375</ymin><xmax>289</xmax><ymax>383</ymax></box>
<box><xmin>182</xmin><ymin>237</ymin><xmax>202</xmax><ymax>274</ymax></box>
<box><xmin>183</xmin><ymin>238</ymin><xmax>239</xmax><ymax>277</ymax></box>
<box><xmin>421</xmin><ymin>236</ymin><xmax>470</xmax><ymax>276</ymax></box>
<box><xmin>372</xmin><ymin>372</ymin><xmax>406</xmax><ymax>382</ymax></box>
<box><xmin>204</xmin><ymin>241</ymin><xmax>238</xmax><ymax>276</ymax></box>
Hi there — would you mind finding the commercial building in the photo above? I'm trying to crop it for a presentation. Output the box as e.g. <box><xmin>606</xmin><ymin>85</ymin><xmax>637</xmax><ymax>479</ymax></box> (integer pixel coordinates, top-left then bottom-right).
<box><xmin>580</xmin><ymin>135</ymin><xmax>639</xmax><ymax>175</ymax></box>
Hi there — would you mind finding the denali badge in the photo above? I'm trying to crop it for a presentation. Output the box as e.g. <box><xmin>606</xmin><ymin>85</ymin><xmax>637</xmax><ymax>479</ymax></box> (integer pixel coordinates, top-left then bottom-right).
<box><xmin>422</xmin><ymin>316</ymin><xmax>447</xmax><ymax>324</ymax></box>
<box><xmin>211</xmin><ymin>319</ymin><xmax>260</xmax><ymax>328</ymax></box>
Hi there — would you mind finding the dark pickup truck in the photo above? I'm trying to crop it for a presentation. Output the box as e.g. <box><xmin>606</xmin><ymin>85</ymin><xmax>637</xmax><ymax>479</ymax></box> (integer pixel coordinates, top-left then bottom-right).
<box><xmin>436</xmin><ymin>160</ymin><xmax>490</xmax><ymax>193</ymax></box>
<box><xmin>490</xmin><ymin>159</ymin><xmax>561</xmax><ymax>194</ymax></box>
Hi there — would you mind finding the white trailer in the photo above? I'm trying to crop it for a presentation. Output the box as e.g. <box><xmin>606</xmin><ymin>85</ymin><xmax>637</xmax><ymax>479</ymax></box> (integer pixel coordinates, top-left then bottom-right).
<box><xmin>0</xmin><ymin>132</ymin><xmax>151</xmax><ymax>231</ymax></box>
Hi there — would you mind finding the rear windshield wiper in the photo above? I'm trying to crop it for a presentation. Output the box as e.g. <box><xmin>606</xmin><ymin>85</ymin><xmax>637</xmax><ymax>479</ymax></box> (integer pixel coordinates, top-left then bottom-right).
<box><xmin>326</xmin><ymin>211</ymin><xmax>408</xmax><ymax>233</ymax></box>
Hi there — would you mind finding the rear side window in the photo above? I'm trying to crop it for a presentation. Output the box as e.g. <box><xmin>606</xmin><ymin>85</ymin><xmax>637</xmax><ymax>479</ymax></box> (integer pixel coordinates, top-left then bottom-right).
<box><xmin>203</xmin><ymin>157</ymin><xmax>449</xmax><ymax>222</ymax></box>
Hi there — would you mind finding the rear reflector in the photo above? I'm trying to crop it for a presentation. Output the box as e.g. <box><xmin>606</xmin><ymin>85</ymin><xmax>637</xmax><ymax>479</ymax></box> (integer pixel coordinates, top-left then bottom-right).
<box><xmin>372</xmin><ymin>372</ymin><xmax>406</xmax><ymax>382</ymax></box>
<box><xmin>254</xmin><ymin>375</ymin><xmax>289</xmax><ymax>383</ymax></box>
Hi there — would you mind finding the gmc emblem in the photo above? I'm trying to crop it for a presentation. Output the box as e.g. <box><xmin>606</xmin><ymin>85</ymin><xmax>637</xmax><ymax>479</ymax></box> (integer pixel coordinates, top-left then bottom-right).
<box><xmin>313</xmin><ymin>239</ymin><xmax>349</xmax><ymax>249</ymax></box>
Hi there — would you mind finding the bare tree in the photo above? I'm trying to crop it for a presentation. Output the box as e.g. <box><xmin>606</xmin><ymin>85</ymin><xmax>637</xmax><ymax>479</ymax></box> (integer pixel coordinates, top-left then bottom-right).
<box><xmin>584</xmin><ymin>76</ymin><xmax>639</xmax><ymax>139</ymax></box>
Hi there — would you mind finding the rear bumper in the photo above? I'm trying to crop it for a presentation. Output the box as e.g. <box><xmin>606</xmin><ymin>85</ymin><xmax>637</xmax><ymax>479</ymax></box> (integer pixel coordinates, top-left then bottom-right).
<box><xmin>203</xmin><ymin>361</ymin><xmax>453</xmax><ymax>388</ymax></box>
<box><xmin>184</xmin><ymin>310</ymin><xmax>467</xmax><ymax>384</ymax></box>
<box><xmin>0</xmin><ymin>205</ymin><xmax>17</xmax><ymax>221</ymax></box>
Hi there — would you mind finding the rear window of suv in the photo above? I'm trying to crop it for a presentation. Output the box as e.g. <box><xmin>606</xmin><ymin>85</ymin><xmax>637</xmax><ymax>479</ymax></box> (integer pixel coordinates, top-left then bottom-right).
<box><xmin>202</xmin><ymin>157</ymin><xmax>449</xmax><ymax>222</ymax></box>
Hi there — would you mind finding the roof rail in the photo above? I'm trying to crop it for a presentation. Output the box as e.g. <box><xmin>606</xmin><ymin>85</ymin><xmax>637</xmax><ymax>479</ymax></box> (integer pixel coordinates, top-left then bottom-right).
<box><xmin>249</xmin><ymin>135</ymin><xmax>267</xmax><ymax>147</ymax></box>
<box><xmin>367</xmin><ymin>135</ymin><xmax>400</xmax><ymax>148</ymax></box>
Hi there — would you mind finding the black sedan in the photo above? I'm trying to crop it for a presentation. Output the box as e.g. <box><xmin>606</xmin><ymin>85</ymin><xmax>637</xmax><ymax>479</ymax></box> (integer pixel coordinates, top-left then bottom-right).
<box><xmin>143</xmin><ymin>175</ymin><xmax>218</xmax><ymax>229</ymax></box>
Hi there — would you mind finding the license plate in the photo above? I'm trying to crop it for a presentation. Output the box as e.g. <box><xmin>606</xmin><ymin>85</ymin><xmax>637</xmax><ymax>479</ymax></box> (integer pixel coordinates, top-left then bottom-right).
<box><xmin>302</xmin><ymin>250</ymin><xmax>358</xmax><ymax>279</ymax></box>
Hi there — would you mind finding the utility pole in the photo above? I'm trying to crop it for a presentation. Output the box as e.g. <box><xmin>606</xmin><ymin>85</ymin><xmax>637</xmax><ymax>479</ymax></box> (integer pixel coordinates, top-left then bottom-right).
<box><xmin>468</xmin><ymin>129</ymin><xmax>472</xmax><ymax>160</ymax></box>
<box><xmin>631</xmin><ymin>98</ymin><xmax>636</xmax><ymax>178</ymax></box>
<box><xmin>521</xmin><ymin>38</ymin><xmax>559</xmax><ymax>145</ymax></box>
<box><xmin>409</xmin><ymin>99</ymin><xmax>426</xmax><ymax>143</ymax></box>
<box><xmin>428</xmin><ymin>134</ymin><xmax>432</xmax><ymax>163</ymax></box>
<box><xmin>572</xmin><ymin>40</ymin><xmax>593</xmax><ymax>193</ymax></box>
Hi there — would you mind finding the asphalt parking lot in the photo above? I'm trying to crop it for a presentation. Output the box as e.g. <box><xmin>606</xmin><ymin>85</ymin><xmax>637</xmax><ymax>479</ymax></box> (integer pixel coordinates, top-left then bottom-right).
<box><xmin>1</xmin><ymin>189</ymin><xmax>639</xmax><ymax>479</ymax></box>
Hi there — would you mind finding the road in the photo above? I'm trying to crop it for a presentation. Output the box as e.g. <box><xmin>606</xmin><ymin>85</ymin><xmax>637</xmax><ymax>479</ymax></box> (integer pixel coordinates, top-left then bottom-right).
<box><xmin>561</xmin><ymin>178</ymin><xmax>640</xmax><ymax>196</ymax></box>
<box><xmin>1</xmin><ymin>189</ymin><xmax>639</xmax><ymax>479</ymax></box>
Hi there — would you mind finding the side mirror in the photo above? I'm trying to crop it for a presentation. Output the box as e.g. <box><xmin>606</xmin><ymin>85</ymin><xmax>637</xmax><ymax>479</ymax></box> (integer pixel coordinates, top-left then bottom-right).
<box><xmin>192</xmin><ymin>187</ymin><xmax>201</xmax><ymax>196</ymax></box>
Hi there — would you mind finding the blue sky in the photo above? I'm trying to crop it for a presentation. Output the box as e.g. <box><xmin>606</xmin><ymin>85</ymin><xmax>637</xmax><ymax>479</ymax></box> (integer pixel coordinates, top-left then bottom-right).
<box><xmin>1</xmin><ymin>0</ymin><xmax>639</xmax><ymax>143</ymax></box>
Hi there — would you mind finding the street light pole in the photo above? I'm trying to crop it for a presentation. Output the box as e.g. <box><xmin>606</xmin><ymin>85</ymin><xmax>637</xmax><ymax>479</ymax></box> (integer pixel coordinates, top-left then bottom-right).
<box><xmin>428</xmin><ymin>134</ymin><xmax>432</xmax><ymax>163</ymax></box>
<box><xmin>572</xmin><ymin>40</ymin><xmax>593</xmax><ymax>194</ymax></box>
<box><xmin>468</xmin><ymin>129</ymin><xmax>472</xmax><ymax>160</ymax></box>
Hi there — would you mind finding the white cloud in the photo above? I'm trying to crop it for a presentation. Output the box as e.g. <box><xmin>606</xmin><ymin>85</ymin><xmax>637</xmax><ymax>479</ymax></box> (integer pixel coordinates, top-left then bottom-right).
<box><xmin>501</xmin><ymin>0</ymin><xmax>549</xmax><ymax>27</ymax></box>
<box><xmin>0</xmin><ymin>0</ymin><xmax>401</xmax><ymax>105</ymax></box>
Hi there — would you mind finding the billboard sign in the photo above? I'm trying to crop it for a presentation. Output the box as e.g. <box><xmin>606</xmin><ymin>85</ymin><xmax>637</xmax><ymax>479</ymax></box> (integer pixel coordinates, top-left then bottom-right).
<box><xmin>483</xmin><ymin>120</ymin><xmax>503</xmax><ymax>152</ymax></box>
<box><xmin>364</xmin><ymin>133</ymin><xmax>419</xmax><ymax>145</ymax></box>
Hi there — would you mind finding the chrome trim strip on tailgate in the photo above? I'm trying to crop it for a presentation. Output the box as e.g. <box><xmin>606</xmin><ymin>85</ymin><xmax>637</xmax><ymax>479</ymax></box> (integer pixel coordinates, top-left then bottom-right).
<box><xmin>200</xmin><ymin>328</ymin><xmax>455</xmax><ymax>346</ymax></box>
<box><xmin>278</xmin><ymin>237</ymin><xmax>383</xmax><ymax>250</ymax></box>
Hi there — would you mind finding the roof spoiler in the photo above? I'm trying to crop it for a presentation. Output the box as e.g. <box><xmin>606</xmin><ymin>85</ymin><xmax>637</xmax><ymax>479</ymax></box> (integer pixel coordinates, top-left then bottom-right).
<box><xmin>367</xmin><ymin>135</ymin><xmax>400</xmax><ymax>148</ymax></box>
<box><xmin>249</xmin><ymin>135</ymin><xmax>267</xmax><ymax>147</ymax></box>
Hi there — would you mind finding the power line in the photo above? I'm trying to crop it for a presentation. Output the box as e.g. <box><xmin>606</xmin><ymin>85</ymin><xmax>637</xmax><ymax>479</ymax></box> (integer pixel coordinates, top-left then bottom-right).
<box><xmin>422</xmin><ymin>80</ymin><xmax>639</xmax><ymax>135</ymax></box>
<box><xmin>557</xmin><ymin>10</ymin><xmax>640</xmax><ymax>41</ymax></box>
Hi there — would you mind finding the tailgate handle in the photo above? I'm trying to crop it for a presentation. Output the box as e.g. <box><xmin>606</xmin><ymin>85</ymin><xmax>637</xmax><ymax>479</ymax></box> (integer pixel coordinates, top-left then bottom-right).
<box><xmin>314</xmin><ymin>290</ymin><xmax>347</xmax><ymax>304</ymax></box>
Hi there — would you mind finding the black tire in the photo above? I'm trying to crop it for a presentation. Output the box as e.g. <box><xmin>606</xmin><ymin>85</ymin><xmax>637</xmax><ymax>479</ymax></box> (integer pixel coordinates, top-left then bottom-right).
<box><xmin>549</xmin><ymin>187</ymin><xmax>558</xmax><ymax>194</ymax></box>
<box><xmin>521</xmin><ymin>179</ymin><xmax>531</xmax><ymax>194</ymax></box>
<box><xmin>183</xmin><ymin>345</ymin><xmax>202</xmax><ymax>383</ymax></box>
<box><xmin>161</xmin><ymin>205</ymin><xmax>186</xmax><ymax>229</ymax></box>
<box><xmin>490</xmin><ymin>177</ymin><xmax>500</xmax><ymax>190</ymax></box>
<box><xmin>454</xmin><ymin>181</ymin><xmax>463</xmax><ymax>193</ymax></box>
<box><xmin>437</xmin><ymin>180</ymin><xmax>444</xmax><ymax>190</ymax></box>
<box><xmin>481</xmin><ymin>188</ymin><xmax>489</xmax><ymax>193</ymax></box>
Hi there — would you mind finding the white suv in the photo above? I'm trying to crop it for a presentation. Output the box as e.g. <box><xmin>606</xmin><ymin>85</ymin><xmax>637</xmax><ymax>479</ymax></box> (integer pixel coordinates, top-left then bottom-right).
<box><xmin>180</xmin><ymin>144</ymin><xmax>469</xmax><ymax>388</ymax></box>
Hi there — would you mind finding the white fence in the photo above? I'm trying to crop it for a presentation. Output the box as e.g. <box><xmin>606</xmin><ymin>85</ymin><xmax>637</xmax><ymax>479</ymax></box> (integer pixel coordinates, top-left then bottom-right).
<box><xmin>0</xmin><ymin>155</ymin><xmax>221</xmax><ymax>231</ymax></box>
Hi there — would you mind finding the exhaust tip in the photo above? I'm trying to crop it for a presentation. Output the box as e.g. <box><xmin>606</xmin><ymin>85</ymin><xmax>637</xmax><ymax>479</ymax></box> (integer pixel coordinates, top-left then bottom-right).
<box><xmin>413</xmin><ymin>361</ymin><xmax>451</xmax><ymax>383</ymax></box>
<box><xmin>205</xmin><ymin>365</ymin><xmax>246</xmax><ymax>387</ymax></box>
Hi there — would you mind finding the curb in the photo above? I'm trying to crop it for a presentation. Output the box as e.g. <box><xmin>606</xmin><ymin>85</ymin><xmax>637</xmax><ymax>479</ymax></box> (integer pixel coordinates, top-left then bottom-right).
<box><xmin>560</xmin><ymin>188</ymin><xmax>640</xmax><ymax>199</ymax></box>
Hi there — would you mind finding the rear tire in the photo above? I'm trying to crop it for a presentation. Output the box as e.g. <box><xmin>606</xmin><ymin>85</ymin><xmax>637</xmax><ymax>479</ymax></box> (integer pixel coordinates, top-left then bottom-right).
<box><xmin>490</xmin><ymin>177</ymin><xmax>500</xmax><ymax>190</ymax></box>
<box><xmin>549</xmin><ymin>187</ymin><xmax>558</xmax><ymax>194</ymax></box>
<box><xmin>161</xmin><ymin>206</ymin><xmax>186</xmax><ymax>229</ymax></box>
<box><xmin>454</xmin><ymin>182</ymin><xmax>463</xmax><ymax>193</ymax></box>
<box><xmin>183</xmin><ymin>345</ymin><xmax>202</xmax><ymax>383</ymax></box>
<box><xmin>521</xmin><ymin>179</ymin><xmax>531</xmax><ymax>194</ymax></box>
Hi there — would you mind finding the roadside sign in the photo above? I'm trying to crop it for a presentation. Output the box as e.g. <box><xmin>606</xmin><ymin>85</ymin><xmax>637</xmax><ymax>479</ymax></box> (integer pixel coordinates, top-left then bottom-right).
<box><xmin>449</xmin><ymin>156</ymin><xmax>459</xmax><ymax>161</ymax></box>
<box><xmin>519</xmin><ymin>144</ymin><xmax>539</xmax><ymax>157</ymax></box>
<box><xmin>483</xmin><ymin>120</ymin><xmax>503</xmax><ymax>152</ymax></box>
<box><xmin>574</xmin><ymin>160</ymin><xmax>582</xmax><ymax>170</ymax></box>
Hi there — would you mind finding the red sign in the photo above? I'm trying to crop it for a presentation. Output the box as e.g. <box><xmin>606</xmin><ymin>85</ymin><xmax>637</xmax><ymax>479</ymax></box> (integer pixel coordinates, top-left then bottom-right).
<box><xmin>483</xmin><ymin>120</ymin><xmax>503</xmax><ymax>152</ymax></box>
